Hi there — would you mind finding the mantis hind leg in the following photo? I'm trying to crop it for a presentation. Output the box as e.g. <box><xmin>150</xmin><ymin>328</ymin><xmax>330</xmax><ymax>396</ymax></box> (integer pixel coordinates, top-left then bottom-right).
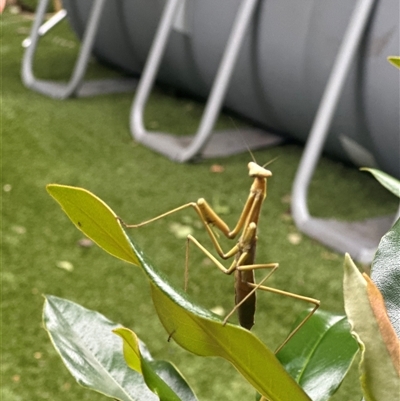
<box><xmin>222</xmin><ymin>263</ymin><xmax>279</xmax><ymax>328</ymax></box>
<box><xmin>245</xmin><ymin>280</ymin><xmax>320</xmax><ymax>353</ymax></box>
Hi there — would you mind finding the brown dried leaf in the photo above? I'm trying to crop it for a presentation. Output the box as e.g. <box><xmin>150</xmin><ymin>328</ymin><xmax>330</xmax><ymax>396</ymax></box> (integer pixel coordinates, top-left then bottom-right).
<box><xmin>364</xmin><ymin>273</ymin><xmax>400</xmax><ymax>375</ymax></box>
<box><xmin>210</xmin><ymin>164</ymin><xmax>225</xmax><ymax>173</ymax></box>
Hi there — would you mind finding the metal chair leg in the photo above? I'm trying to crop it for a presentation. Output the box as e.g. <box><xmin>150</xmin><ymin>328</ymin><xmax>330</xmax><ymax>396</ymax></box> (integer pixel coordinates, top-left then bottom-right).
<box><xmin>130</xmin><ymin>0</ymin><xmax>282</xmax><ymax>162</ymax></box>
<box><xmin>22</xmin><ymin>8</ymin><xmax>67</xmax><ymax>48</ymax></box>
<box><xmin>21</xmin><ymin>0</ymin><xmax>136</xmax><ymax>99</ymax></box>
<box><xmin>291</xmin><ymin>0</ymin><xmax>398</xmax><ymax>264</ymax></box>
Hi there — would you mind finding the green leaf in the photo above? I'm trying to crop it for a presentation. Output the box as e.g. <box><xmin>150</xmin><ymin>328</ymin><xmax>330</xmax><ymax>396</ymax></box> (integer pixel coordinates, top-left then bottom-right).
<box><xmin>46</xmin><ymin>184</ymin><xmax>139</xmax><ymax>265</ymax></box>
<box><xmin>114</xmin><ymin>328</ymin><xmax>197</xmax><ymax>401</ymax></box>
<box><xmin>47</xmin><ymin>185</ymin><xmax>311</xmax><ymax>401</ymax></box>
<box><xmin>43</xmin><ymin>295</ymin><xmax>157</xmax><ymax>401</ymax></box>
<box><xmin>343</xmin><ymin>254</ymin><xmax>400</xmax><ymax>401</ymax></box>
<box><xmin>371</xmin><ymin>218</ymin><xmax>400</xmax><ymax>337</ymax></box>
<box><xmin>135</xmin><ymin>248</ymin><xmax>311</xmax><ymax>401</ymax></box>
<box><xmin>388</xmin><ymin>56</ymin><xmax>400</xmax><ymax>69</ymax></box>
<box><xmin>276</xmin><ymin>309</ymin><xmax>358</xmax><ymax>401</ymax></box>
<box><xmin>360</xmin><ymin>168</ymin><xmax>400</xmax><ymax>198</ymax></box>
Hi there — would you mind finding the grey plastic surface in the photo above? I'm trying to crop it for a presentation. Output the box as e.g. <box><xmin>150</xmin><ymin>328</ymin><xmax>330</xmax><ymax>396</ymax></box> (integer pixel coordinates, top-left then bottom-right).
<box><xmin>64</xmin><ymin>0</ymin><xmax>142</xmax><ymax>75</ymax></box>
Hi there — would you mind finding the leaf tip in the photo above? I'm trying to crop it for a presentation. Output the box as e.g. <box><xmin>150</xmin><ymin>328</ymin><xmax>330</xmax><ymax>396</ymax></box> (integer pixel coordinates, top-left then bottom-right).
<box><xmin>387</xmin><ymin>56</ymin><xmax>400</xmax><ymax>69</ymax></box>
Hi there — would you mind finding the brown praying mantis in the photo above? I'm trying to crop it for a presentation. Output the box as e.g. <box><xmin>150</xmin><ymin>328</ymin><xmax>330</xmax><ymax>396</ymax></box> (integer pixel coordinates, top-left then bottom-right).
<box><xmin>119</xmin><ymin>160</ymin><xmax>319</xmax><ymax>353</ymax></box>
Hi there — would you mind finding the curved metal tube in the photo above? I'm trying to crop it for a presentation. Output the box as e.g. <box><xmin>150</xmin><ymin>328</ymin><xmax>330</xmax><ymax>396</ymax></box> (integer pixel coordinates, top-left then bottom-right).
<box><xmin>130</xmin><ymin>0</ymin><xmax>260</xmax><ymax>162</ymax></box>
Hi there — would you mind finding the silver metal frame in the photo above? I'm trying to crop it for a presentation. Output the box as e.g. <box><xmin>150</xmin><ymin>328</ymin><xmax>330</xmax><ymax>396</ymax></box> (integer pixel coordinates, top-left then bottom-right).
<box><xmin>291</xmin><ymin>0</ymin><xmax>399</xmax><ymax>264</ymax></box>
<box><xmin>130</xmin><ymin>0</ymin><xmax>282</xmax><ymax>162</ymax></box>
<box><xmin>21</xmin><ymin>0</ymin><xmax>136</xmax><ymax>99</ymax></box>
<box><xmin>22</xmin><ymin>8</ymin><xmax>68</xmax><ymax>48</ymax></box>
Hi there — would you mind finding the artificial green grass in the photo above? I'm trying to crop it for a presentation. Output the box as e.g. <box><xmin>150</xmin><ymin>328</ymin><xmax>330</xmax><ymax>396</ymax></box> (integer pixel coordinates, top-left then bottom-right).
<box><xmin>2</xmin><ymin>9</ymin><xmax>398</xmax><ymax>401</ymax></box>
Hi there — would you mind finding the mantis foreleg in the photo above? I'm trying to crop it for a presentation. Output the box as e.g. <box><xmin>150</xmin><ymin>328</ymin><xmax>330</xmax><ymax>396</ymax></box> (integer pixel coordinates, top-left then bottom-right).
<box><xmin>119</xmin><ymin>192</ymin><xmax>260</xmax><ymax>259</ymax></box>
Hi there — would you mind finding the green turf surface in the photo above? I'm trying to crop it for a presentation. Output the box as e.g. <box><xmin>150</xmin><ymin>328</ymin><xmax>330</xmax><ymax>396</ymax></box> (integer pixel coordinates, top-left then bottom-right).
<box><xmin>2</xmin><ymin>9</ymin><xmax>397</xmax><ymax>401</ymax></box>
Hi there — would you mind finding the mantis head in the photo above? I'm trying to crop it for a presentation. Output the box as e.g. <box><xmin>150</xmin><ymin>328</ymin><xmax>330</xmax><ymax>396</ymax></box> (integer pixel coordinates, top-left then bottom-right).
<box><xmin>248</xmin><ymin>162</ymin><xmax>272</xmax><ymax>178</ymax></box>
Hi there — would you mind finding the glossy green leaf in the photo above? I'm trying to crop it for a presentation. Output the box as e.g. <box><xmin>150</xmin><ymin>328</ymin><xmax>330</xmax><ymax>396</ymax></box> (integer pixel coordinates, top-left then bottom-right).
<box><xmin>360</xmin><ymin>168</ymin><xmax>400</xmax><ymax>198</ymax></box>
<box><xmin>343</xmin><ymin>254</ymin><xmax>400</xmax><ymax>400</ymax></box>
<box><xmin>47</xmin><ymin>185</ymin><xmax>311</xmax><ymax>401</ymax></box>
<box><xmin>136</xmin><ymin>248</ymin><xmax>311</xmax><ymax>401</ymax></box>
<box><xmin>114</xmin><ymin>328</ymin><xmax>197</xmax><ymax>401</ymax></box>
<box><xmin>276</xmin><ymin>309</ymin><xmax>358</xmax><ymax>401</ymax></box>
<box><xmin>43</xmin><ymin>295</ymin><xmax>157</xmax><ymax>401</ymax></box>
<box><xmin>46</xmin><ymin>184</ymin><xmax>139</xmax><ymax>265</ymax></box>
<box><xmin>371</xmin><ymin>218</ymin><xmax>400</xmax><ymax>337</ymax></box>
<box><xmin>388</xmin><ymin>56</ymin><xmax>400</xmax><ymax>69</ymax></box>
